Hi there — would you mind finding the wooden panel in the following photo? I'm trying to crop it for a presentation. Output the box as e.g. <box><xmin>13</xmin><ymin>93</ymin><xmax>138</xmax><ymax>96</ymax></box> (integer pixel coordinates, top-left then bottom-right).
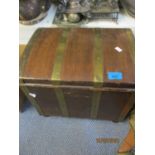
<box><xmin>62</xmin><ymin>88</ymin><xmax>93</xmax><ymax>118</ymax></box>
<box><xmin>22</xmin><ymin>29</ymin><xmax>63</xmax><ymax>79</ymax></box>
<box><xmin>27</xmin><ymin>87</ymin><xmax>62</xmax><ymax>116</ymax></box>
<box><xmin>97</xmin><ymin>91</ymin><xmax>133</xmax><ymax>121</ymax></box>
<box><xmin>61</xmin><ymin>29</ymin><xmax>94</xmax><ymax>83</ymax></box>
<box><xmin>101</xmin><ymin>29</ymin><xmax>134</xmax><ymax>84</ymax></box>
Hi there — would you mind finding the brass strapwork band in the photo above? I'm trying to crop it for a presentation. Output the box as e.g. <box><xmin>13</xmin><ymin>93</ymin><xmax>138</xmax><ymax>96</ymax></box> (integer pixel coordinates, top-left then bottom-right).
<box><xmin>20</xmin><ymin>81</ymin><xmax>43</xmax><ymax>115</ymax></box>
<box><xmin>93</xmin><ymin>29</ymin><xmax>104</xmax><ymax>86</ymax></box>
<box><xmin>51</xmin><ymin>29</ymin><xmax>69</xmax><ymax>116</ymax></box>
<box><xmin>54</xmin><ymin>88</ymin><xmax>68</xmax><ymax>116</ymax></box>
<box><xmin>126</xmin><ymin>30</ymin><xmax>135</xmax><ymax>63</ymax></box>
<box><xmin>51</xmin><ymin>30</ymin><xmax>69</xmax><ymax>82</ymax></box>
<box><xmin>91</xmin><ymin>29</ymin><xmax>104</xmax><ymax>119</ymax></box>
<box><xmin>91</xmin><ymin>91</ymin><xmax>102</xmax><ymax>119</ymax></box>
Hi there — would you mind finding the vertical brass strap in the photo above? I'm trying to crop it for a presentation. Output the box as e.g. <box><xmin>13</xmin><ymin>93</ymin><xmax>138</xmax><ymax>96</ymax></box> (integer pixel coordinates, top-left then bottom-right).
<box><xmin>20</xmin><ymin>82</ymin><xmax>43</xmax><ymax>115</ymax></box>
<box><xmin>54</xmin><ymin>88</ymin><xmax>68</xmax><ymax>117</ymax></box>
<box><xmin>51</xmin><ymin>30</ymin><xmax>69</xmax><ymax>116</ymax></box>
<box><xmin>126</xmin><ymin>30</ymin><xmax>135</xmax><ymax>63</ymax></box>
<box><xmin>91</xmin><ymin>91</ymin><xmax>102</xmax><ymax>119</ymax></box>
<box><xmin>91</xmin><ymin>29</ymin><xmax>104</xmax><ymax>119</ymax></box>
<box><xmin>93</xmin><ymin>30</ymin><xmax>104</xmax><ymax>85</ymax></box>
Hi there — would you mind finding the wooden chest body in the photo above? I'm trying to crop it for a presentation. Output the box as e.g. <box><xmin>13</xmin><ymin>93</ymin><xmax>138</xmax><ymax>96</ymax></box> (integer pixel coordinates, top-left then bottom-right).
<box><xmin>19</xmin><ymin>28</ymin><xmax>135</xmax><ymax>121</ymax></box>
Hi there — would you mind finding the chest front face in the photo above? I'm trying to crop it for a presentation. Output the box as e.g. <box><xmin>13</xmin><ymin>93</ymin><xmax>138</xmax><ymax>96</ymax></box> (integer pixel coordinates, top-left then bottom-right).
<box><xmin>19</xmin><ymin>28</ymin><xmax>135</xmax><ymax>121</ymax></box>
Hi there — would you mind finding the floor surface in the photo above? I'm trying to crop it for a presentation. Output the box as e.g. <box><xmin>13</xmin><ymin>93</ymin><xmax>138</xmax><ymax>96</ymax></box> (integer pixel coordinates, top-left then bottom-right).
<box><xmin>19</xmin><ymin>102</ymin><xmax>129</xmax><ymax>155</ymax></box>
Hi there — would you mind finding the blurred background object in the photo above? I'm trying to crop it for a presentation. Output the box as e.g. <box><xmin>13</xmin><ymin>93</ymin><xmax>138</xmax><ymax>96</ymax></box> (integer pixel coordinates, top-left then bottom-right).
<box><xmin>117</xmin><ymin>110</ymin><xmax>135</xmax><ymax>155</ymax></box>
<box><xmin>120</xmin><ymin>0</ymin><xmax>135</xmax><ymax>17</ymax></box>
<box><xmin>53</xmin><ymin>0</ymin><xmax>120</xmax><ymax>26</ymax></box>
<box><xmin>19</xmin><ymin>0</ymin><xmax>51</xmax><ymax>25</ymax></box>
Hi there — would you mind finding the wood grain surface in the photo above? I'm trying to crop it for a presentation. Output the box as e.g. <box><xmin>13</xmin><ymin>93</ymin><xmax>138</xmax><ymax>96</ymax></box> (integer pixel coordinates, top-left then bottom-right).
<box><xmin>20</xmin><ymin>28</ymin><xmax>135</xmax><ymax>87</ymax></box>
<box><xmin>19</xmin><ymin>28</ymin><xmax>135</xmax><ymax>120</ymax></box>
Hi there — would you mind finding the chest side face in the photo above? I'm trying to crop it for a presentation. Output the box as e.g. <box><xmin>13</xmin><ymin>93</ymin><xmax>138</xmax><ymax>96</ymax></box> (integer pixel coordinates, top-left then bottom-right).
<box><xmin>20</xmin><ymin>83</ymin><xmax>134</xmax><ymax>121</ymax></box>
<box><xmin>20</xmin><ymin>28</ymin><xmax>134</xmax><ymax>87</ymax></box>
